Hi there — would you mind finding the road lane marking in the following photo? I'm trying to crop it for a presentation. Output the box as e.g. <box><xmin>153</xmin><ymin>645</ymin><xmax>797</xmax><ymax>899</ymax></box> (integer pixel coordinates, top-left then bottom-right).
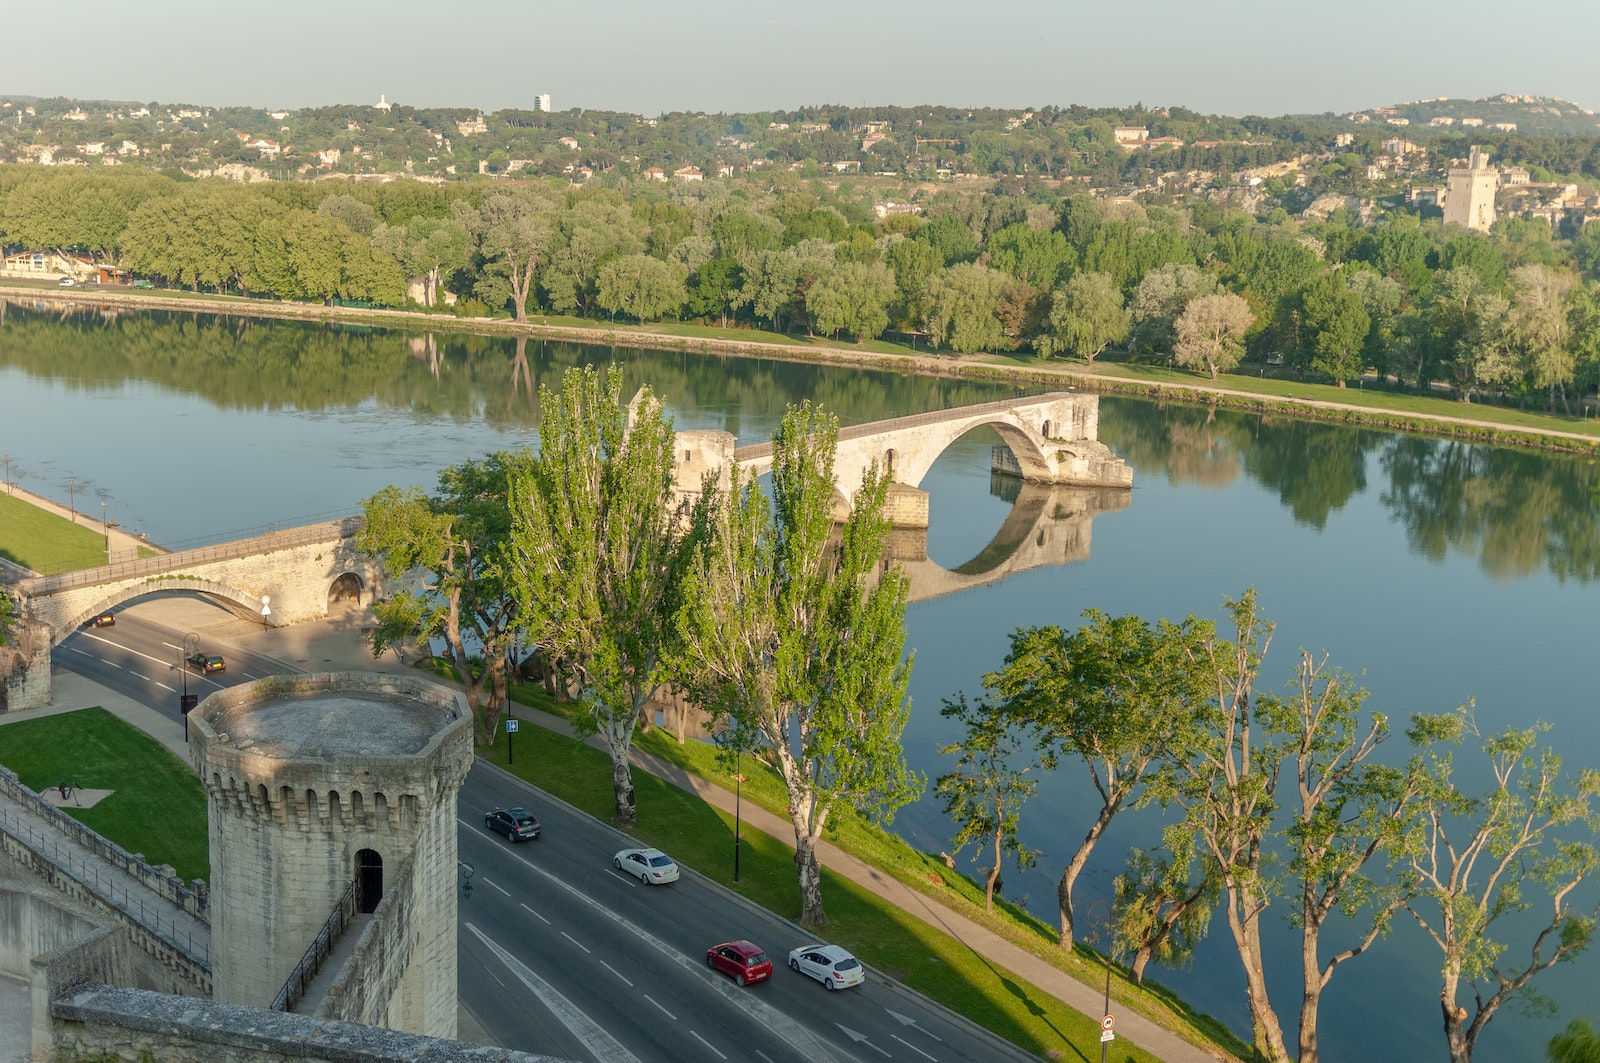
<box><xmin>643</xmin><ymin>994</ymin><xmax>677</xmax><ymax>1020</ymax></box>
<box><xmin>484</xmin><ymin>878</ymin><xmax>511</xmax><ymax>897</ymax></box>
<box><xmin>755</xmin><ymin>1052</ymin><xmax>777</xmax><ymax>1063</ymax></box>
<box><xmin>465</xmin><ymin>922</ymin><xmax>641</xmax><ymax>1063</ymax></box>
<box><xmin>886</xmin><ymin>1008</ymin><xmax>944</xmax><ymax>1041</ymax></box>
<box><xmin>131</xmin><ymin>672</ymin><xmax>149</xmax><ymax>681</ymax></box>
<box><xmin>690</xmin><ymin>1031</ymin><xmax>727</xmax><ymax>1059</ymax></box>
<box><xmin>520</xmin><ymin>902</ymin><xmax>551</xmax><ymax>926</ymax></box>
<box><xmin>70</xmin><ymin>647</ymin><xmax>92</xmax><ymax>657</ymax></box>
<box><xmin>154</xmin><ymin>682</ymin><xmax>174</xmax><ymax>693</ymax></box>
<box><xmin>837</xmin><ymin>1025</ymin><xmax>892</xmax><ymax>1058</ymax></box>
<box><xmin>507</xmin><ymin>848</ymin><xmax>854</xmax><ymax>1063</ymax></box>
<box><xmin>892</xmin><ymin>1034</ymin><xmax>938</xmax><ymax>1060</ymax></box>
<box><xmin>560</xmin><ymin>931</ymin><xmax>591</xmax><ymax>954</ymax></box>
<box><xmin>598</xmin><ymin>960</ymin><xmax>633</xmax><ymax>987</ymax></box>
<box><xmin>104</xmin><ymin>660</ymin><xmax>123</xmax><ymax>669</ymax></box>
<box><xmin>86</xmin><ymin>633</ymin><xmax>229</xmax><ymax>688</ymax></box>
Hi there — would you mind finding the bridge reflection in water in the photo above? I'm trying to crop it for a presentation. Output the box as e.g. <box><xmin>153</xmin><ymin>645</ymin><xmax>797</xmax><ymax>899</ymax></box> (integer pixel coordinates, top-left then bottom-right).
<box><xmin>654</xmin><ymin>470</ymin><xmax>1130</xmax><ymax>740</ymax></box>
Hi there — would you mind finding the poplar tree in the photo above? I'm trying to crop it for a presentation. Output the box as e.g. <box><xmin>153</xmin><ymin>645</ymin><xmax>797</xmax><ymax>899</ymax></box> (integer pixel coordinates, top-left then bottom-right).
<box><xmin>672</xmin><ymin>403</ymin><xmax>921</xmax><ymax>927</ymax></box>
<box><xmin>507</xmin><ymin>365</ymin><xmax>685</xmax><ymax>826</ymax></box>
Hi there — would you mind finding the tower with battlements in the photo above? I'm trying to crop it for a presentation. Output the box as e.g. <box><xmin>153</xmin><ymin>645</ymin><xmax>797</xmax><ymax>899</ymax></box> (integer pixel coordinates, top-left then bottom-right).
<box><xmin>189</xmin><ymin>672</ymin><xmax>471</xmax><ymax>1037</ymax></box>
<box><xmin>1444</xmin><ymin>145</ymin><xmax>1499</xmax><ymax>232</ymax></box>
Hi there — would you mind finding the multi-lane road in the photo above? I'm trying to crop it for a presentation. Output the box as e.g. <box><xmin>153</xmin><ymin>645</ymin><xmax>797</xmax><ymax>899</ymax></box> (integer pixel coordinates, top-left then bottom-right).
<box><xmin>57</xmin><ymin>605</ymin><xmax>1042</xmax><ymax>1063</ymax></box>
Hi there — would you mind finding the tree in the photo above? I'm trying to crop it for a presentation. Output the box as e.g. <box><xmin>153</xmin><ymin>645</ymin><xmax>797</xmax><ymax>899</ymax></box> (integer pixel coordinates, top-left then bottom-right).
<box><xmin>987</xmin><ymin>610</ymin><xmax>1212</xmax><ymax>950</ymax></box>
<box><xmin>1130</xmin><ymin>263</ymin><xmax>1218</xmax><ymax>359</ymax></box>
<box><xmin>1039</xmin><ymin>271</ymin><xmax>1129</xmax><ymax>362</ymax></box>
<box><xmin>686</xmin><ymin>257</ymin><xmax>746</xmax><ymax>326</ymax></box>
<box><xmin>1549</xmin><ymin>1019</ymin><xmax>1600</xmax><ymax>1063</ymax></box>
<box><xmin>1505</xmin><ymin>264</ymin><xmax>1579</xmax><ymax>412</ymax></box>
<box><xmin>1112</xmin><ymin>835</ymin><xmax>1219</xmax><ymax>985</ymax></box>
<box><xmin>1174</xmin><ymin>292</ymin><xmax>1255</xmax><ymax>379</ymax></box>
<box><xmin>805</xmin><ymin>260</ymin><xmax>896</xmax><ymax>342</ymax></box>
<box><xmin>507</xmin><ymin>366</ymin><xmax>685</xmax><ymax>826</ymax></box>
<box><xmin>936</xmin><ymin>694</ymin><xmax>1038</xmax><ymax>912</ymax></box>
<box><xmin>596</xmin><ymin>253</ymin><xmax>687</xmax><ymax>323</ymax></box>
<box><xmin>475</xmin><ymin>189</ymin><xmax>558</xmax><ymax>321</ymax></box>
<box><xmin>373</xmin><ymin>207</ymin><xmax>474</xmax><ymax>307</ymax></box>
<box><xmin>1299</xmin><ymin>273</ymin><xmax>1371</xmax><ymax>386</ymax></box>
<box><xmin>356</xmin><ymin>457</ymin><xmax>521</xmax><ymax>746</ymax></box>
<box><xmin>1403</xmin><ymin>710</ymin><xmax>1600</xmax><ymax>1063</ymax></box>
<box><xmin>673</xmin><ymin>404</ymin><xmax>922</xmax><ymax>927</ymax></box>
<box><xmin>925</xmin><ymin>262</ymin><xmax>1011</xmax><ymax>354</ymax></box>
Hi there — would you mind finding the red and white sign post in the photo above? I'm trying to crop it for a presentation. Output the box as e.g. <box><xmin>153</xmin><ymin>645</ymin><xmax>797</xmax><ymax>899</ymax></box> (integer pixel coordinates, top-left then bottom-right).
<box><xmin>1100</xmin><ymin>1013</ymin><xmax>1115</xmax><ymax>1043</ymax></box>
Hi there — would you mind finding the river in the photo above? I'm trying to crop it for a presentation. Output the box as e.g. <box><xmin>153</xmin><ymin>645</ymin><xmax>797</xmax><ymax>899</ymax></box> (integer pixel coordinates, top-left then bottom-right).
<box><xmin>4</xmin><ymin>299</ymin><xmax>1598</xmax><ymax>1061</ymax></box>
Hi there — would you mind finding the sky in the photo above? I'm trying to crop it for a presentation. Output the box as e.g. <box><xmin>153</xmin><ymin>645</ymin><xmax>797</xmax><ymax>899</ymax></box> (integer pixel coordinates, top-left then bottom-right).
<box><xmin>5</xmin><ymin>0</ymin><xmax>1598</xmax><ymax>119</ymax></box>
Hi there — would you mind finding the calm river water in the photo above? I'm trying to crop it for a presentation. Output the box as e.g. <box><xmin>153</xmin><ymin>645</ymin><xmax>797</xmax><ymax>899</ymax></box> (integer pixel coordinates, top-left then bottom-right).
<box><xmin>4</xmin><ymin>299</ymin><xmax>1598</xmax><ymax>1061</ymax></box>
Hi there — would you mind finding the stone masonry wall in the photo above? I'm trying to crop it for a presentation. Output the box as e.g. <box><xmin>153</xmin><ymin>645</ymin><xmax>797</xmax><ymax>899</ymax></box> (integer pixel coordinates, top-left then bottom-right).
<box><xmin>316</xmin><ymin>859</ymin><xmax>414</xmax><ymax>1029</ymax></box>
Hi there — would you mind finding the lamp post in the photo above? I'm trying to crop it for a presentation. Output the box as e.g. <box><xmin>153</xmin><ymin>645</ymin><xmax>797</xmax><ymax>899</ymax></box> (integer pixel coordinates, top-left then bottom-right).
<box><xmin>101</xmin><ymin>501</ymin><xmax>109</xmax><ymax>561</ymax></box>
<box><xmin>732</xmin><ymin>757</ymin><xmax>745</xmax><ymax>883</ymax></box>
<box><xmin>3</xmin><ymin>453</ymin><xmax>11</xmax><ymax>495</ymax></box>
<box><xmin>1085</xmin><ymin>899</ymin><xmax>1115</xmax><ymax>1063</ymax></box>
<box><xmin>67</xmin><ymin>477</ymin><xmax>77</xmax><ymax>521</ymax></box>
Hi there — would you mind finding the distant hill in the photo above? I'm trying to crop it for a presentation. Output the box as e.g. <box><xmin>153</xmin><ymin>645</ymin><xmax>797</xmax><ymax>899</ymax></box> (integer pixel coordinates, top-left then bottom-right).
<box><xmin>1326</xmin><ymin>94</ymin><xmax>1600</xmax><ymax>138</ymax></box>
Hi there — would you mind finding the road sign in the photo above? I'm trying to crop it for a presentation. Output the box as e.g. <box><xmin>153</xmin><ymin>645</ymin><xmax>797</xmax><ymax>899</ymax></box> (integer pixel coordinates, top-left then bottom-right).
<box><xmin>506</xmin><ymin>719</ymin><xmax>519</xmax><ymax>732</ymax></box>
<box><xmin>1100</xmin><ymin>1014</ymin><xmax>1115</xmax><ymax>1042</ymax></box>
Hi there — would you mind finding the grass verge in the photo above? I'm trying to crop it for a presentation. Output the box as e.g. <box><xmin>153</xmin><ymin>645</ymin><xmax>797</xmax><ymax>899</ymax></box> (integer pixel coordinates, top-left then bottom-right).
<box><xmin>0</xmin><ymin>707</ymin><xmax>208</xmax><ymax>882</ymax></box>
<box><xmin>487</xmin><ymin>682</ymin><xmax>1250</xmax><ymax>1062</ymax></box>
<box><xmin>0</xmin><ymin>492</ymin><xmax>114</xmax><ymax>573</ymax></box>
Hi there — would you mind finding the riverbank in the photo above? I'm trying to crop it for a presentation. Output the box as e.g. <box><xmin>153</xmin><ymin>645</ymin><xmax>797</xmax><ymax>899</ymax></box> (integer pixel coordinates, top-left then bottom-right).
<box><xmin>9</xmin><ymin>282</ymin><xmax>1600</xmax><ymax>456</ymax></box>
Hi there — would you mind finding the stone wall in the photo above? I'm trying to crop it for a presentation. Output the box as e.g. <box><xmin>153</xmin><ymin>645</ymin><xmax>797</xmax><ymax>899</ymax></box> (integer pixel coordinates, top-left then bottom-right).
<box><xmin>0</xmin><ymin>618</ymin><xmax>52</xmax><ymax>714</ymax></box>
<box><xmin>316</xmin><ymin>859</ymin><xmax>414</xmax><ymax>1028</ymax></box>
<box><xmin>48</xmin><ymin>984</ymin><xmax>579</xmax><ymax>1063</ymax></box>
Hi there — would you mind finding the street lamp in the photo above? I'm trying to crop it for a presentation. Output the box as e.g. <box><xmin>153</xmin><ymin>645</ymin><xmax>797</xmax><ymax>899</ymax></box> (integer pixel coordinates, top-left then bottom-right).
<box><xmin>67</xmin><ymin>477</ymin><xmax>77</xmax><ymax>521</ymax></box>
<box><xmin>733</xmin><ymin>759</ymin><xmax>746</xmax><ymax>883</ymax></box>
<box><xmin>1085</xmin><ymin>899</ymin><xmax>1116</xmax><ymax>1063</ymax></box>
<box><xmin>101</xmin><ymin>501</ymin><xmax>109</xmax><ymax>561</ymax></box>
<box><xmin>2</xmin><ymin>453</ymin><xmax>10</xmax><ymax>495</ymax></box>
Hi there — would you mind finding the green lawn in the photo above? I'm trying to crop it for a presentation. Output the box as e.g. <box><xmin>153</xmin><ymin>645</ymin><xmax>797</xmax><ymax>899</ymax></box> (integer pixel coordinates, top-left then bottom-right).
<box><xmin>0</xmin><ymin>492</ymin><xmax>114</xmax><ymax>573</ymax></box>
<box><xmin>0</xmin><ymin>708</ymin><xmax>209</xmax><ymax>882</ymax></box>
<box><xmin>482</xmin><ymin>692</ymin><xmax>1247</xmax><ymax>1062</ymax></box>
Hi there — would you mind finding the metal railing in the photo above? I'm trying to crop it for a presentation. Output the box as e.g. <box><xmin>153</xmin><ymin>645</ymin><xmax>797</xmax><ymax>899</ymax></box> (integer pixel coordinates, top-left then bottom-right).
<box><xmin>272</xmin><ymin>876</ymin><xmax>359</xmax><ymax>1013</ymax></box>
<box><xmin>0</xmin><ymin>805</ymin><xmax>209</xmax><ymax>967</ymax></box>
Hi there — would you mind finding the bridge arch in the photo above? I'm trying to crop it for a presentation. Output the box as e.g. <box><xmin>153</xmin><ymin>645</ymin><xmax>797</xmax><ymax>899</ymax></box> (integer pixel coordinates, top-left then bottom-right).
<box><xmin>60</xmin><ymin>578</ymin><xmax>276</xmax><ymax>645</ymax></box>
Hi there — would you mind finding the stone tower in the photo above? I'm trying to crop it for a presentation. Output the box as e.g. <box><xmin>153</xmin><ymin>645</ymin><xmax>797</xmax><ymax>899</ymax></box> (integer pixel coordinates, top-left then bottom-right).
<box><xmin>189</xmin><ymin>672</ymin><xmax>472</xmax><ymax>1038</ymax></box>
<box><xmin>1444</xmin><ymin>145</ymin><xmax>1499</xmax><ymax>232</ymax></box>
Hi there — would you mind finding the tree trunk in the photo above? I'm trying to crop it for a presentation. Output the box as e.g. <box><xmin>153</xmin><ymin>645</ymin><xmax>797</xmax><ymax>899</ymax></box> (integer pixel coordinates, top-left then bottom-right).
<box><xmin>1224</xmin><ymin>882</ymin><xmax>1290</xmax><ymax>1063</ymax></box>
<box><xmin>604</xmin><ymin>726</ymin><xmax>638</xmax><ymax>826</ymax></box>
<box><xmin>985</xmin><ymin>827</ymin><xmax>1002</xmax><ymax>912</ymax></box>
<box><xmin>1130</xmin><ymin>948</ymin><xmax>1151</xmax><ymax>985</ymax></box>
<box><xmin>1057</xmin><ymin>804</ymin><xmax>1115</xmax><ymax>951</ymax></box>
<box><xmin>795</xmin><ymin>837</ymin><xmax>827</xmax><ymax>927</ymax></box>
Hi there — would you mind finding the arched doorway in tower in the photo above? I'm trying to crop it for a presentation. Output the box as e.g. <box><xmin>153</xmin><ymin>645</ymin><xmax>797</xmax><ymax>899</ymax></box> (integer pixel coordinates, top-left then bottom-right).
<box><xmin>328</xmin><ymin>572</ymin><xmax>364</xmax><ymax>612</ymax></box>
<box><xmin>356</xmin><ymin>848</ymin><xmax>384</xmax><ymax>913</ymax></box>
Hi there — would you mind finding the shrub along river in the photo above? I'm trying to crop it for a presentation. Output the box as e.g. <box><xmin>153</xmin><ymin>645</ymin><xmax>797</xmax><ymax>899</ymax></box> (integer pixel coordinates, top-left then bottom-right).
<box><xmin>4</xmin><ymin>299</ymin><xmax>1598</xmax><ymax>1061</ymax></box>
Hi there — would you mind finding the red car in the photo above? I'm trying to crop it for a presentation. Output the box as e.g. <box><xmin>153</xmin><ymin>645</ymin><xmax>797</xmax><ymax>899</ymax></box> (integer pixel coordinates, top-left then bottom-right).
<box><xmin>705</xmin><ymin>940</ymin><xmax>772</xmax><ymax>986</ymax></box>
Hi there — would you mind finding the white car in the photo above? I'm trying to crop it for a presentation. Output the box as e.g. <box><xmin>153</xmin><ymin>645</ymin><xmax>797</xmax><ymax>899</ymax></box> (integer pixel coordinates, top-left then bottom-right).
<box><xmin>787</xmin><ymin>943</ymin><xmax>865</xmax><ymax>990</ymax></box>
<box><xmin>614</xmin><ymin>847</ymin><xmax>680</xmax><ymax>885</ymax></box>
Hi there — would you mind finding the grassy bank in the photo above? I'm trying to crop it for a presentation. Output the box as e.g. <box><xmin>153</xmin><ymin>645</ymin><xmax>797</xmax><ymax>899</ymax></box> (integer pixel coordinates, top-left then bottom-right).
<box><xmin>0</xmin><ymin>492</ymin><xmax>114</xmax><ymax>573</ymax></box>
<box><xmin>0</xmin><ymin>707</ymin><xmax>209</xmax><ymax>882</ymax></box>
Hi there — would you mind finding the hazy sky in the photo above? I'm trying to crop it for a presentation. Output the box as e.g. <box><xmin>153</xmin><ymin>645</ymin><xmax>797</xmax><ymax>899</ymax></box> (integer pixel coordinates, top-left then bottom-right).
<box><xmin>6</xmin><ymin>1</ymin><xmax>1597</xmax><ymax>119</ymax></box>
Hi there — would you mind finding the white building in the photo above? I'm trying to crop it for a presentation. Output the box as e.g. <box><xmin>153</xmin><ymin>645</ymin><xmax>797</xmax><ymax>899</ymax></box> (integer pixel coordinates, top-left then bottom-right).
<box><xmin>1443</xmin><ymin>146</ymin><xmax>1498</xmax><ymax>232</ymax></box>
<box><xmin>534</xmin><ymin>93</ymin><xmax>552</xmax><ymax>112</ymax></box>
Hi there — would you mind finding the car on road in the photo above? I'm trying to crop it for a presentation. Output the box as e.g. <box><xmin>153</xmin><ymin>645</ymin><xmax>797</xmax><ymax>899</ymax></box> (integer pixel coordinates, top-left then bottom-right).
<box><xmin>705</xmin><ymin>940</ymin><xmax>772</xmax><ymax>986</ymax></box>
<box><xmin>186</xmin><ymin>652</ymin><xmax>225</xmax><ymax>674</ymax></box>
<box><xmin>57</xmin><ymin>277</ymin><xmax>75</xmax><ymax>287</ymax></box>
<box><xmin>87</xmin><ymin>612</ymin><xmax>116</xmax><ymax>628</ymax></box>
<box><xmin>787</xmin><ymin>943</ymin><xmax>865</xmax><ymax>990</ymax></box>
<box><xmin>614</xmin><ymin>847</ymin><xmax>680</xmax><ymax>885</ymax></box>
<box><xmin>485</xmin><ymin>807</ymin><xmax>541</xmax><ymax>842</ymax></box>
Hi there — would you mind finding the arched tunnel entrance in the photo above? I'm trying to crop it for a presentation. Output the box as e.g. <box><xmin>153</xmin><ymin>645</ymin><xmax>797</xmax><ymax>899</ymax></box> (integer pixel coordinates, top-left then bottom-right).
<box><xmin>328</xmin><ymin>572</ymin><xmax>364</xmax><ymax>611</ymax></box>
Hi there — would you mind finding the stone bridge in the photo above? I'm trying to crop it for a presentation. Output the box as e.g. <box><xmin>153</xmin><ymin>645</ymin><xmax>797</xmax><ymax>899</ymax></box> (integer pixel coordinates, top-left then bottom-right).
<box><xmin>10</xmin><ymin>516</ymin><xmax>379</xmax><ymax>648</ymax></box>
<box><xmin>670</xmin><ymin>391</ymin><xmax>1132</xmax><ymax>521</ymax></box>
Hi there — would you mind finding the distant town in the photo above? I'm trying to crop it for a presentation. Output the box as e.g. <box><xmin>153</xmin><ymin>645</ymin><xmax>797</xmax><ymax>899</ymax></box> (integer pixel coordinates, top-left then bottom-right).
<box><xmin>1</xmin><ymin>90</ymin><xmax>1597</xmax><ymax>235</ymax></box>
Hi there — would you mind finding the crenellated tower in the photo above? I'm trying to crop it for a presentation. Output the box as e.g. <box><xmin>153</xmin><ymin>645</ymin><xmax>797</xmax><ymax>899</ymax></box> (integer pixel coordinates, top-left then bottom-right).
<box><xmin>188</xmin><ymin>672</ymin><xmax>472</xmax><ymax>1037</ymax></box>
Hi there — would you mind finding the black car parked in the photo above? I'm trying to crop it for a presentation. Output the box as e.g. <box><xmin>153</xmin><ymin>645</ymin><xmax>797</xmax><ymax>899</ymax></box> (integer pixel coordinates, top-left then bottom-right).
<box><xmin>485</xmin><ymin>807</ymin><xmax>541</xmax><ymax>842</ymax></box>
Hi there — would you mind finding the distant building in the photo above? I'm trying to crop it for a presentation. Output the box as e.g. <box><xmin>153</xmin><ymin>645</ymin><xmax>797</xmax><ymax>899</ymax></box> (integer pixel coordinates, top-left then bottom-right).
<box><xmin>533</xmin><ymin>94</ymin><xmax>552</xmax><ymax>112</ymax></box>
<box><xmin>1459</xmin><ymin>117</ymin><xmax>1484</xmax><ymax>127</ymax></box>
<box><xmin>558</xmin><ymin>136</ymin><xmax>579</xmax><ymax>150</ymax></box>
<box><xmin>1443</xmin><ymin>146</ymin><xmax>1498</xmax><ymax>232</ymax></box>
<box><xmin>1428</xmin><ymin>116</ymin><xmax>1455</xmax><ymax>126</ymax></box>
<box><xmin>1493</xmin><ymin>122</ymin><xmax>1518</xmax><ymax>132</ymax></box>
<box><xmin>1113</xmin><ymin>126</ymin><xmax>1149</xmax><ymax>145</ymax></box>
<box><xmin>375</xmin><ymin>94</ymin><xmax>392</xmax><ymax>112</ymax></box>
<box><xmin>673</xmin><ymin>165</ymin><xmax>703</xmax><ymax>181</ymax></box>
<box><xmin>457</xmin><ymin>114</ymin><xmax>487</xmax><ymax>136</ymax></box>
<box><xmin>1334</xmin><ymin>132</ymin><xmax>1356</xmax><ymax>148</ymax></box>
<box><xmin>1382</xmin><ymin>137</ymin><xmax>1418</xmax><ymax>155</ymax></box>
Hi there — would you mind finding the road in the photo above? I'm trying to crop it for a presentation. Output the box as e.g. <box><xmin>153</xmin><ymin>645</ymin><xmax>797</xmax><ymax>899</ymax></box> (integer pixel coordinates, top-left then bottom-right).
<box><xmin>57</xmin><ymin>607</ymin><xmax>1042</xmax><ymax>1063</ymax></box>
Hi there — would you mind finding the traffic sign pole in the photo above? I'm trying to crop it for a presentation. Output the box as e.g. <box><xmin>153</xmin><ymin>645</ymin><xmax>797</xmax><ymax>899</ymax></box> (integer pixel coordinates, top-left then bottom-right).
<box><xmin>506</xmin><ymin>717</ymin><xmax>519</xmax><ymax>765</ymax></box>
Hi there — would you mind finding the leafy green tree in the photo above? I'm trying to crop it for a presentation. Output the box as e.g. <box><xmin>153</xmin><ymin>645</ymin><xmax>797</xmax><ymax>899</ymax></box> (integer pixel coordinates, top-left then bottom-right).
<box><xmin>1174</xmin><ymin>292</ymin><xmax>1255</xmax><ymax>379</ymax></box>
<box><xmin>685</xmin><ymin>257</ymin><xmax>745</xmax><ymax>326</ymax></box>
<box><xmin>1403</xmin><ymin>710</ymin><xmax>1600</xmax><ymax>1063</ymax></box>
<box><xmin>317</xmin><ymin>193</ymin><xmax>379</xmax><ymax>236</ymax></box>
<box><xmin>925</xmin><ymin>262</ymin><xmax>1011</xmax><ymax>354</ymax></box>
<box><xmin>987</xmin><ymin>222</ymin><xmax>1076</xmax><ymax>289</ymax></box>
<box><xmin>1112</xmin><ymin>836</ymin><xmax>1219</xmax><ymax>985</ymax></box>
<box><xmin>356</xmin><ymin>456</ymin><xmax>522</xmax><ymax>745</ymax></box>
<box><xmin>0</xmin><ymin>591</ymin><xmax>13</xmax><ymax>646</ymax></box>
<box><xmin>541</xmin><ymin>200</ymin><xmax>645</xmax><ymax>314</ymax></box>
<box><xmin>918</xmin><ymin>212</ymin><xmax>979</xmax><ymax>265</ymax></box>
<box><xmin>1504</xmin><ymin>264</ymin><xmax>1580</xmax><ymax>412</ymax></box>
<box><xmin>1130</xmin><ymin>264</ymin><xmax>1218</xmax><ymax>359</ymax></box>
<box><xmin>1549</xmin><ymin>1019</ymin><xmax>1600</xmax><ymax>1063</ymax></box>
<box><xmin>1038</xmin><ymin>271</ymin><xmax>1129</xmax><ymax>362</ymax></box>
<box><xmin>507</xmin><ymin>366</ymin><xmax>685</xmax><ymax>826</ymax></box>
<box><xmin>596</xmin><ymin>253</ymin><xmax>687</xmax><ymax>323</ymax></box>
<box><xmin>936</xmin><ymin>694</ymin><xmax>1037</xmax><ymax>912</ymax></box>
<box><xmin>673</xmin><ymin>404</ymin><xmax>921</xmax><ymax>927</ymax></box>
<box><xmin>986</xmin><ymin>610</ymin><xmax>1212</xmax><ymax>950</ymax></box>
<box><xmin>374</xmin><ymin>206</ymin><xmax>475</xmax><ymax>307</ymax></box>
<box><xmin>805</xmin><ymin>260</ymin><xmax>896</xmax><ymax>342</ymax></box>
<box><xmin>1299</xmin><ymin>273</ymin><xmax>1371</xmax><ymax>386</ymax></box>
<box><xmin>474</xmin><ymin>189</ymin><xmax>558</xmax><ymax>321</ymax></box>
